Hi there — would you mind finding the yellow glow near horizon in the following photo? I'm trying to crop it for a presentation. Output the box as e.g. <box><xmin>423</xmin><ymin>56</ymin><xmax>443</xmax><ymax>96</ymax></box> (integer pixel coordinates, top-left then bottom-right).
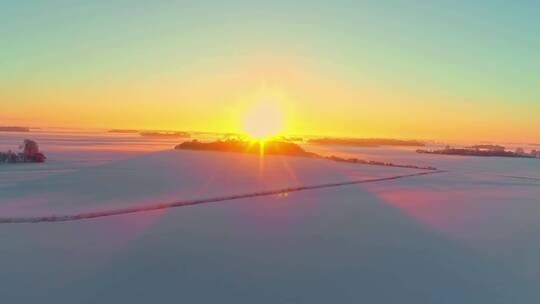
<box><xmin>243</xmin><ymin>103</ymin><xmax>284</xmax><ymax>140</ymax></box>
<box><xmin>3</xmin><ymin>55</ymin><xmax>539</xmax><ymax>144</ymax></box>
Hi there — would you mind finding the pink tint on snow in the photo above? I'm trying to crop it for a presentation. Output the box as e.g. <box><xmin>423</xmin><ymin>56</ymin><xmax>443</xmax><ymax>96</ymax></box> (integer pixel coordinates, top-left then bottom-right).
<box><xmin>362</xmin><ymin>180</ymin><xmax>520</xmax><ymax>239</ymax></box>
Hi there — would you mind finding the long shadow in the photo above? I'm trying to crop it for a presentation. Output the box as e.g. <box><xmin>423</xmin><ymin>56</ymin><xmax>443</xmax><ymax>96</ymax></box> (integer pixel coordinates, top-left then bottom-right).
<box><xmin>0</xmin><ymin>170</ymin><xmax>444</xmax><ymax>223</ymax></box>
<box><xmin>0</xmin><ymin>178</ymin><xmax>534</xmax><ymax>303</ymax></box>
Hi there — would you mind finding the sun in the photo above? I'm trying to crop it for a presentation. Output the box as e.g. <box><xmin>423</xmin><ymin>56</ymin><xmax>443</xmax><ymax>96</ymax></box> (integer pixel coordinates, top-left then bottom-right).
<box><xmin>243</xmin><ymin>103</ymin><xmax>284</xmax><ymax>140</ymax></box>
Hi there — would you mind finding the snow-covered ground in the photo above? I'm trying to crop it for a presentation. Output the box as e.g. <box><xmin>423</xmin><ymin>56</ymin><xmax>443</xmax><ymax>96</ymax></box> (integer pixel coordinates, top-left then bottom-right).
<box><xmin>1</xmin><ymin>129</ymin><xmax>539</xmax><ymax>303</ymax></box>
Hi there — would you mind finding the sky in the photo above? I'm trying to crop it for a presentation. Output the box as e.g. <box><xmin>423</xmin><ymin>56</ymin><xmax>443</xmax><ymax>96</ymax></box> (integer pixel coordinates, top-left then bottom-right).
<box><xmin>1</xmin><ymin>0</ymin><xmax>539</xmax><ymax>142</ymax></box>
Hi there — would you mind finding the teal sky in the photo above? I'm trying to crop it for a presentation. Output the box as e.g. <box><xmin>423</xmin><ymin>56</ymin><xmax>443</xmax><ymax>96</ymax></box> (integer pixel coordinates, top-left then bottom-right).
<box><xmin>1</xmin><ymin>1</ymin><xmax>539</xmax><ymax>141</ymax></box>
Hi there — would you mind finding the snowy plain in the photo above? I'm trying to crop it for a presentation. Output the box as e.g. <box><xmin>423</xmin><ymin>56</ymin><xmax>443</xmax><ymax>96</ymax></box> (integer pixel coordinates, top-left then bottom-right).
<box><xmin>1</xmin><ymin>129</ymin><xmax>539</xmax><ymax>303</ymax></box>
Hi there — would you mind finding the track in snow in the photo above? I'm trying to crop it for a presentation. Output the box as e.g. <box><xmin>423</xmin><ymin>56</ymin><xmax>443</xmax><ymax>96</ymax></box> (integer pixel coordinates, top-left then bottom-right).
<box><xmin>0</xmin><ymin>170</ymin><xmax>446</xmax><ymax>224</ymax></box>
<box><xmin>500</xmin><ymin>175</ymin><xmax>540</xmax><ymax>182</ymax></box>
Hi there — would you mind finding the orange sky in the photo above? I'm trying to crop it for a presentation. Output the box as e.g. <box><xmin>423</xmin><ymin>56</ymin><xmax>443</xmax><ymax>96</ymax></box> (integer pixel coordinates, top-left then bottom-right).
<box><xmin>2</xmin><ymin>2</ymin><xmax>539</xmax><ymax>143</ymax></box>
<box><xmin>2</xmin><ymin>57</ymin><xmax>538</xmax><ymax>143</ymax></box>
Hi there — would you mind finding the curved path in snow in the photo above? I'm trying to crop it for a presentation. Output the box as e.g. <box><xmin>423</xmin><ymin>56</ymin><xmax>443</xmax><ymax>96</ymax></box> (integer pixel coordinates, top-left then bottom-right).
<box><xmin>499</xmin><ymin>175</ymin><xmax>540</xmax><ymax>182</ymax></box>
<box><xmin>0</xmin><ymin>170</ymin><xmax>446</xmax><ymax>224</ymax></box>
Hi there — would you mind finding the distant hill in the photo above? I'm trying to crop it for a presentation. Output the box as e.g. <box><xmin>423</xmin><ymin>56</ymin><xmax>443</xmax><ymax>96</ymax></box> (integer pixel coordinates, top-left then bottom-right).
<box><xmin>417</xmin><ymin>147</ymin><xmax>537</xmax><ymax>158</ymax></box>
<box><xmin>176</xmin><ymin>139</ymin><xmax>315</xmax><ymax>157</ymax></box>
<box><xmin>309</xmin><ymin>137</ymin><xmax>425</xmax><ymax>147</ymax></box>
<box><xmin>176</xmin><ymin>139</ymin><xmax>437</xmax><ymax>170</ymax></box>
<box><xmin>466</xmin><ymin>144</ymin><xmax>505</xmax><ymax>151</ymax></box>
<box><xmin>140</xmin><ymin>131</ymin><xmax>190</xmax><ymax>138</ymax></box>
<box><xmin>0</xmin><ymin>126</ymin><xmax>30</xmax><ymax>132</ymax></box>
<box><xmin>108</xmin><ymin>129</ymin><xmax>139</xmax><ymax>133</ymax></box>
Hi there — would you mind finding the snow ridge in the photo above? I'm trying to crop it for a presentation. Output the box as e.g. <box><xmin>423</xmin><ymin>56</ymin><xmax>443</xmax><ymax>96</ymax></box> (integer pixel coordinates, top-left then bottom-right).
<box><xmin>0</xmin><ymin>170</ymin><xmax>445</xmax><ymax>224</ymax></box>
<box><xmin>499</xmin><ymin>175</ymin><xmax>540</xmax><ymax>182</ymax></box>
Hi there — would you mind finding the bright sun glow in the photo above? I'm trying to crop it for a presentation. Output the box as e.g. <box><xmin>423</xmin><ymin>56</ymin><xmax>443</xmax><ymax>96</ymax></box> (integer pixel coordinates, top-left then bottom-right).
<box><xmin>243</xmin><ymin>103</ymin><xmax>284</xmax><ymax>140</ymax></box>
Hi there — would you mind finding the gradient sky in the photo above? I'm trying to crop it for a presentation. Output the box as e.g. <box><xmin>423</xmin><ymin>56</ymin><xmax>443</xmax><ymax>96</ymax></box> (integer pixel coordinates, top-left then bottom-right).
<box><xmin>1</xmin><ymin>1</ymin><xmax>539</xmax><ymax>142</ymax></box>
